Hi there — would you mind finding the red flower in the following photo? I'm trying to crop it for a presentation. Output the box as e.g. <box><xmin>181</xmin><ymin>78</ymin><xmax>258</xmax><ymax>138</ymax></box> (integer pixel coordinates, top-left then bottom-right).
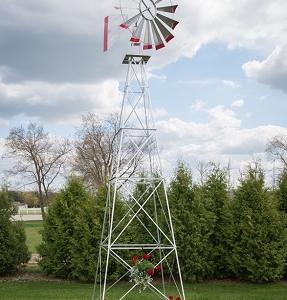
<box><xmin>143</xmin><ymin>253</ymin><xmax>150</xmax><ymax>260</ymax></box>
<box><xmin>131</xmin><ymin>255</ymin><xmax>139</xmax><ymax>265</ymax></box>
<box><xmin>176</xmin><ymin>297</ymin><xmax>181</xmax><ymax>300</ymax></box>
<box><xmin>168</xmin><ymin>297</ymin><xmax>174</xmax><ymax>300</ymax></box>
<box><xmin>155</xmin><ymin>265</ymin><xmax>161</xmax><ymax>272</ymax></box>
<box><xmin>146</xmin><ymin>268</ymin><xmax>154</xmax><ymax>276</ymax></box>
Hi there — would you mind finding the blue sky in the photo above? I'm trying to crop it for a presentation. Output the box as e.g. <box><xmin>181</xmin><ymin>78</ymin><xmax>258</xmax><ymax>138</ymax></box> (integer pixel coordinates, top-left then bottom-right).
<box><xmin>0</xmin><ymin>0</ymin><xmax>287</xmax><ymax>187</ymax></box>
<box><xmin>150</xmin><ymin>43</ymin><xmax>287</xmax><ymax>127</ymax></box>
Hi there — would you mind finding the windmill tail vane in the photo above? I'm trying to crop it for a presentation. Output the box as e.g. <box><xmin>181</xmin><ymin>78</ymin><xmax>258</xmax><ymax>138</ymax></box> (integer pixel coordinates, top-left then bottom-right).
<box><xmin>103</xmin><ymin>14</ymin><xmax>126</xmax><ymax>52</ymax></box>
<box><xmin>103</xmin><ymin>16</ymin><xmax>109</xmax><ymax>52</ymax></box>
<box><xmin>103</xmin><ymin>0</ymin><xmax>179</xmax><ymax>52</ymax></box>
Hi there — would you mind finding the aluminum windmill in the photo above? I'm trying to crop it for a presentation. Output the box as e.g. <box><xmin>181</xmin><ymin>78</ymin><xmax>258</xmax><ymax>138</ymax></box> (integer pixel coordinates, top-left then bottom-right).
<box><xmin>93</xmin><ymin>1</ymin><xmax>185</xmax><ymax>299</ymax></box>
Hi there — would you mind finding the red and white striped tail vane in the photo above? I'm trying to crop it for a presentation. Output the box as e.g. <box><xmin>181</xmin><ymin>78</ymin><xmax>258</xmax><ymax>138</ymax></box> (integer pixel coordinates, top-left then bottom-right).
<box><xmin>103</xmin><ymin>16</ymin><xmax>109</xmax><ymax>52</ymax></box>
<box><xmin>103</xmin><ymin>14</ymin><xmax>125</xmax><ymax>52</ymax></box>
<box><xmin>104</xmin><ymin>0</ymin><xmax>178</xmax><ymax>52</ymax></box>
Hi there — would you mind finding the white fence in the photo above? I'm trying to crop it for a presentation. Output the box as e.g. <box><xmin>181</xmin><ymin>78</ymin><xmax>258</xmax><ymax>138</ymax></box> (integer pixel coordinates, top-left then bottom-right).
<box><xmin>13</xmin><ymin>214</ymin><xmax>43</xmax><ymax>221</ymax></box>
<box><xmin>12</xmin><ymin>207</ymin><xmax>47</xmax><ymax>221</ymax></box>
<box><xmin>18</xmin><ymin>208</ymin><xmax>46</xmax><ymax>215</ymax></box>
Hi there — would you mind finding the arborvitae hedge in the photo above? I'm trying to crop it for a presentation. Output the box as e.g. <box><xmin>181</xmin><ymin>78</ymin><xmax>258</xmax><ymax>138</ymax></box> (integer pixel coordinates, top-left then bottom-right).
<box><xmin>39</xmin><ymin>177</ymin><xmax>84</xmax><ymax>278</ymax></box>
<box><xmin>202</xmin><ymin>165</ymin><xmax>233</xmax><ymax>278</ymax></box>
<box><xmin>0</xmin><ymin>190</ymin><xmax>29</xmax><ymax>275</ymax></box>
<box><xmin>39</xmin><ymin>177</ymin><xmax>128</xmax><ymax>281</ymax></box>
<box><xmin>278</xmin><ymin>169</ymin><xmax>287</xmax><ymax>214</ymax></box>
<box><xmin>131</xmin><ymin>175</ymin><xmax>166</xmax><ymax>245</ymax></box>
<box><xmin>38</xmin><ymin>164</ymin><xmax>287</xmax><ymax>283</ymax></box>
<box><xmin>229</xmin><ymin>166</ymin><xmax>287</xmax><ymax>282</ymax></box>
<box><xmin>169</xmin><ymin>163</ymin><xmax>215</xmax><ymax>281</ymax></box>
<box><xmin>277</xmin><ymin>168</ymin><xmax>287</xmax><ymax>277</ymax></box>
<box><xmin>38</xmin><ymin>177</ymin><xmax>99</xmax><ymax>280</ymax></box>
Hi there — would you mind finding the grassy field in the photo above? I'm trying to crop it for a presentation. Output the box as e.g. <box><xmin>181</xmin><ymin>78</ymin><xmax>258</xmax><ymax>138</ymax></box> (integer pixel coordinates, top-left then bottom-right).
<box><xmin>0</xmin><ymin>281</ymin><xmax>286</xmax><ymax>300</ymax></box>
<box><xmin>23</xmin><ymin>221</ymin><xmax>43</xmax><ymax>252</ymax></box>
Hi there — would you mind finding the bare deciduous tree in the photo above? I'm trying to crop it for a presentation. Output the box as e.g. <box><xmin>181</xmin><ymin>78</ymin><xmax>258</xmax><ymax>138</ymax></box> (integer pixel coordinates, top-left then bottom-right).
<box><xmin>266</xmin><ymin>135</ymin><xmax>287</xmax><ymax>168</ymax></box>
<box><xmin>73</xmin><ymin>113</ymin><xmax>118</xmax><ymax>189</ymax></box>
<box><xmin>5</xmin><ymin>122</ymin><xmax>71</xmax><ymax>219</ymax></box>
<box><xmin>73</xmin><ymin>113</ymin><xmax>142</xmax><ymax>190</ymax></box>
<box><xmin>196</xmin><ymin>161</ymin><xmax>209</xmax><ymax>185</ymax></box>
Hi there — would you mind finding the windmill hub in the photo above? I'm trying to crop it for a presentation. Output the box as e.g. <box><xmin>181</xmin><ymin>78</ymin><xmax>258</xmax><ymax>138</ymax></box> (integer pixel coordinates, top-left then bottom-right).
<box><xmin>139</xmin><ymin>0</ymin><xmax>157</xmax><ymax>20</ymax></box>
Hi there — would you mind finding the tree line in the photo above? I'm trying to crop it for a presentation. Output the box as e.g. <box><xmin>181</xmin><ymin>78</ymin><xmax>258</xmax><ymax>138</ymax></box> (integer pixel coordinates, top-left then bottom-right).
<box><xmin>2</xmin><ymin>114</ymin><xmax>287</xmax><ymax>214</ymax></box>
<box><xmin>38</xmin><ymin>162</ymin><xmax>287</xmax><ymax>282</ymax></box>
<box><xmin>0</xmin><ymin>116</ymin><xmax>287</xmax><ymax>282</ymax></box>
<box><xmin>1</xmin><ymin>161</ymin><xmax>286</xmax><ymax>282</ymax></box>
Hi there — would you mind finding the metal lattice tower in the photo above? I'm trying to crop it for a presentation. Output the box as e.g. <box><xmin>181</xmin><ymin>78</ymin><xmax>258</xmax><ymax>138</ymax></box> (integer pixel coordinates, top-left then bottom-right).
<box><xmin>92</xmin><ymin>54</ymin><xmax>185</xmax><ymax>300</ymax></box>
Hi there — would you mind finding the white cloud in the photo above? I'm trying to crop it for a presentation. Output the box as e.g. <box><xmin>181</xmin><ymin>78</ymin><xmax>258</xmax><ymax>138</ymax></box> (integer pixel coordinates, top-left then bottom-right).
<box><xmin>222</xmin><ymin>80</ymin><xmax>240</xmax><ymax>89</ymax></box>
<box><xmin>0</xmin><ymin>118</ymin><xmax>8</xmax><ymax>128</ymax></box>
<box><xmin>243</xmin><ymin>44</ymin><xmax>287</xmax><ymax>93</ymax></box>
<box><xmin>179</xmin><ymin>79</ymin><xmax>215</xmax><ymax>86</ymax></box>
<box><xmin>0</xmin><ymin>138</ymin><xmax>4</xmax><ymax>153</ymax></box>
<box><xmin>207</xmin><ymin>105</ymin><xmax>241</xmax><ymax>129</ymax></box>
<box><xmin>152</xmin><ymin>108</ymin><xmax>169</xmax><ymax>119</ymax></box>
<box><xmin>231</xmin><ymin>99</ymin><xmax>245</xmax><ymax>108</ymax></box>
<box><xmin>147</xmin><ymin>72</ymin><xmax>167</xmax><ymax>82</ymax></box>
<box><xmin>0</xmin><ymin>79</ymin><xmax>121</xmax><ymax>123</ymax></box>
<box><xmin>176</xmin><ymin>0</ymin><xmax>287</xmax><ymax>57</ymax></box>
<box><xmin>157</xmin><ymin>104</ymin><xmax>287</xmax><ymax>180</ymax></box>
<box><xmin>179</xmin><ymin>79</ymin><xmax>240</xmax><ymax>88</ymax></box>
<box><xmin>1</xmin><ymin>0</ymin><xmax>287</xmax><ymax>83</ymax></box>
<box><xmin>190</xmin><ymin>99</ymin><xmax>207</xmax><ymax>112</ymax></box>
<box><xmin>0</xmin><ymin>138</ymin><xmax>8</xmax><ymax>184</ymax></box>
<box><xmin>0</xmin><ymin>1</ymin><xmax>286</xmax><ymax>186</ymax></box>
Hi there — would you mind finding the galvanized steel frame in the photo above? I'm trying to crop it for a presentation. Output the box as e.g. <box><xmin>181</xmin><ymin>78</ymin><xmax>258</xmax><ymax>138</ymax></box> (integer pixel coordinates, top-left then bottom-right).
<box><xmin>92</xmin><ymin>54</ymin><xmax>185</xmax><ymax>300</ymax></box>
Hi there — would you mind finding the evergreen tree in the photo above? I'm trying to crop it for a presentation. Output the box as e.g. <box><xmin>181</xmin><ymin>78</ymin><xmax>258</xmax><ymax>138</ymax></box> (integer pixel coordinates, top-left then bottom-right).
<box><xmin>69</xmin><ymin>186</ymin><xmax>104</xmax><ymax>281</ymax></box>
<box><xmin>0</xmin><ymin>190</ymin><xmax>29</xmax><ymax>275</ymax></box>
<box><xmin>203</xmin><ymin>165</ymin><xmax>233</xmax><ymax>278</ymax></box>
<box><xmin>168</xmin><ymin>162</ymin><xmax>214</xmax><ymax>281</ymax></box>
<box><xmin>71</xmin><ymin>184</ymin><xmax>128</xmax><ymax>281</ymax></box>
<box><xmin>229</xmin><ymin>165</ymin><xmax>287</xmax><ymax>282</ymax></box>
<box><xmin>39</xmin><ymin>177</ymin><xmax>128</xmax><ymax>281</ymax></box>
<box><xmin>39</xmin><ymin>177</ymin><xmax>92</xmax><ymax>279</ymax></box>
<box><xmin>277</xmin><ymin>168</ymin><xmax>287</xmax><ymax>277</ymax></box>
<box><xmin>278</xmin><ymin>169</ymin><xmax>287</xmax><ymax>213</ymax></box>
<box><xmin>131</xmin><ymin>174</ymin><xmax>165</xmax><ymax>245</ymax></box>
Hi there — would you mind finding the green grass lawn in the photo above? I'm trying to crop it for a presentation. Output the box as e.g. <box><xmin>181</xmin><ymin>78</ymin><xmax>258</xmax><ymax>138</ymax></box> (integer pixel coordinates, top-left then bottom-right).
<box><xmin>0</xmin><ymin>281</ymin><xmax>286</xmax><ymax>300</ymax></box>
<box><xmin>18</xmin><ymin>222</ymin><xmax>287</xmax><ymax>299</ymax></box>
<box><xmin>23</xmin><ymin>221</ymin><xmax>43</xmax><ymax>253</ymax></box>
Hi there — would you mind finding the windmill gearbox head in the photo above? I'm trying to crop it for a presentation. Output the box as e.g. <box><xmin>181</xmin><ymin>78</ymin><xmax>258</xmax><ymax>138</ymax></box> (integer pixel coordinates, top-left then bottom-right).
<box><xmin>119</xmin><ymin>0</ymin><xmax>178</xmax><ymax>50</ymax></box>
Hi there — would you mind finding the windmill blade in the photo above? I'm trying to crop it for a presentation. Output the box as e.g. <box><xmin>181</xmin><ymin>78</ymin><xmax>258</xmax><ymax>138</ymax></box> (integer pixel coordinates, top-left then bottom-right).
<box><xmin>157</xmin><ymin>5</ymin><xmax>178</xmax><ymax>13</ymax></box>
<box><xmin>154</xmin><ymin>18</ymin><xmax>174</xmax><ymax>43</ymax></box>
<box><xmin>156</xmin><ymin>13</ymin><xmax>179</xmax><ymax>29</ymax></box>
<box><xmin>130</xmin><ymin>17</ymin><xmax>145</xmax><ymax>43</ymax></box>
<box><xmin>143</xmin><ymin>21</ymin><xmax>153</xmax><ymax>50</ymax></box>
<box><xmin>151</xmin><ymin>21</ymin><xmax>165</xmax><ymax>50</ymax></box>
<box><xmin>120</xmin><ymin>12</ymin><xmax>141</xmax><ymax>29</ymax></box>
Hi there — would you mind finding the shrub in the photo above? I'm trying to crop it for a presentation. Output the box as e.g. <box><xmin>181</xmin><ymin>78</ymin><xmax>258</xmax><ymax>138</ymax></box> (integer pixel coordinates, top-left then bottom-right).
<box><xmin>202</xmin><ymin>165</ymin><xmax>234</xmax><ymax>278</ymax></box>
<box><xmin>39</xmin><ymin>177</ymin><xmax>126</xmax><ymax>281</ymax></box>
<box><xmin>168</xmin><ymin>162</ymin><xmax>214</xmax><ymax>281</ymax></box>
<box><xmin>229</xmin><ymin>165</ymin><xmax>287</xmax><ymax>282</ymax></box>
<box><xmin>278</xmin><ymin>169</ymin><xmax>287</xmax><ymax>213</ymax></box>
<box><xmin>277</xmin><ymin>168</ymin><xmax>287</xmax><ymax>277</ymax></box>
<box><xmin>39</xmin><ymin>177</ymin><xmax>95</xmax><ymax>279</ymax></box>
<box><xmin>0</xmin><ymin>190</ymin><xmax>29</xmax><ymax>275</ymax></box>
